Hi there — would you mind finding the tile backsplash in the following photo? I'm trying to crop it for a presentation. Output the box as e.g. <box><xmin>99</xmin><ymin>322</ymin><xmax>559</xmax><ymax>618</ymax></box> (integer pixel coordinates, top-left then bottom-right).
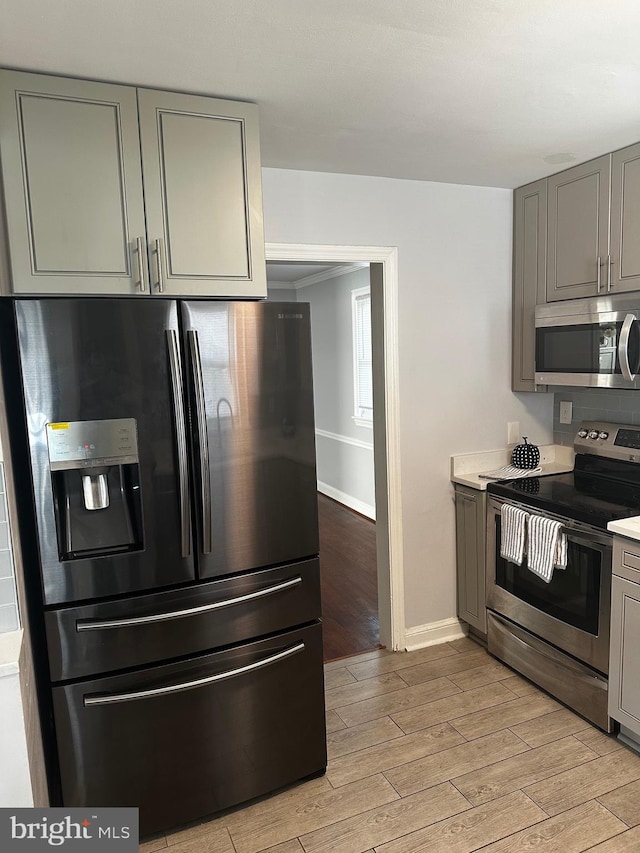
<box><xmin>0</xmin><ymin>463</ymin><xmax>19</xmax><ymax>633</ymax></box>
<box><xmin>553</xmin><ymin>387</ymin><xmax>640</xmax><ymax>446</ymax></box>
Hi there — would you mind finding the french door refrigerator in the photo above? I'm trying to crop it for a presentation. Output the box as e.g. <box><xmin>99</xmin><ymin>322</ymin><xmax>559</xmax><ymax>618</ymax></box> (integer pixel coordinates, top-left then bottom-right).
<box><xmin>0</xmin><ymin>297</ymin><xmax>326</xmax><ymax>836</ymax></box>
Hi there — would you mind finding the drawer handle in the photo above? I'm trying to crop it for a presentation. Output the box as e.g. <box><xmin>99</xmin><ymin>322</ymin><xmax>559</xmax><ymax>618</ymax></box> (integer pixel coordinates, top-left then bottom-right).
<box><xmin>83</xmin><ymin>642</ymin><xmax>305</xmax><ymax>707</ymax></box>
<box><xmin>76</xmin><ymin>576</ymin><xmax>303</xmax><ymax>632</ymax></box>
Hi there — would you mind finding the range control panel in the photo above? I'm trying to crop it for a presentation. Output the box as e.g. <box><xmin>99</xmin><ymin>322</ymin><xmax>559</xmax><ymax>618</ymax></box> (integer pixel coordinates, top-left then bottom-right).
<box><xmin>574</xmin><ymin>421</ymin><xmax>640</xmax><ymax>463</ymax></box>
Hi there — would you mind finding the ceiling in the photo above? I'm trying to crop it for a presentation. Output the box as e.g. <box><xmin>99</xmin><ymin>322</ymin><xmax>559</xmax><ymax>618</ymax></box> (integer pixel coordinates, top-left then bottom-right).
<box><xmin>3</xmin><ymin>1</ymin><xmax>640</xmax><ymax>188</ymax></box>
<box><xmin>266</xmin><ymin>263</ymin><xmax>336</xmax><ymax>285</ymax></box>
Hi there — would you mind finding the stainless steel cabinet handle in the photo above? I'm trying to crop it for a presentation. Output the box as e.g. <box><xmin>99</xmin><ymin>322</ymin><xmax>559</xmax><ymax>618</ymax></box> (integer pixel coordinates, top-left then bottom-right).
<box><xmin>607</xmin><ymin>253</ymin><xmax>612</xmax><ymax>291</ymax></box>
<box><xmin>187</xmin><ymin>329</ymin><xmax>212</xmax><ymax>554</ymax></box>
<box><xmin>596</xmin><ymin>255</ymin><xmax>602</xmax><ymax>292</ymax></box>
<box><xmin>135</xmin><ymin>237</ymin><xmax>147</xmax><ymax>292</ymax></box>
<box><xmin>76</xmin><ymin>576</ymin><xmax>302</xmax><ymax>631</ymax></box>
<box><xmin>154</xmin><ymin>238</ymin><xmax>164</xmax><ymax>293</ymax></box>
<box><xmin>83</xmin><ymin>642</ymin><xmax>305</xmax><ymax>706</ymax></box>
<box><xmin>166</xmin><ymin>330</ymin><xmax>191</xmax><ymax>558</ymax></box>
<box><xmin>619</xmin><ymin>313</ymin><xmax>637</xmax><ymax>382</ymax></box>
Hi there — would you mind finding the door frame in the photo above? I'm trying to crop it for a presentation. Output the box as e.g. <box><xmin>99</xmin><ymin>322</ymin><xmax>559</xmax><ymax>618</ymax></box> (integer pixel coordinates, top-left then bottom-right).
<box><xmin>265</xmin><ymin>242</ymin><xmax>405</xmax><ymax>650</ymax></box>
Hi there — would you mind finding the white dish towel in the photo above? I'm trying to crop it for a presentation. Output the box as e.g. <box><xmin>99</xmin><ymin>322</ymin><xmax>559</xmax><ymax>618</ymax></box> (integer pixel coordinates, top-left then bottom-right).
<box><xmin>527</xmin><ymin>514</ymin><xmax>568</xmax><ymax>583</ymax></box>
<box><xmin>500</xmin><ymin>504</ymin><xmax>528</xmax><ymax>565</ymax></box>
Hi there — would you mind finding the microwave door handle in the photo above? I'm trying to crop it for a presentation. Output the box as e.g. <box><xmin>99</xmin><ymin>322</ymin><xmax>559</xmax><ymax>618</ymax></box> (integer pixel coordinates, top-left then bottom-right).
<box><xmin>618</xmin><ymin>314</ymin><xmax>637</xmax><ymax>382</ymax></box>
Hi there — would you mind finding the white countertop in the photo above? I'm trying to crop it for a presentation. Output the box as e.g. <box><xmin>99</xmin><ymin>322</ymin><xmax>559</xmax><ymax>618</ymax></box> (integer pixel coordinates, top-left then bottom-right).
<box><xmin>608</xmin><ymin>517</ymin><xmax>640</xmax><ymax>541</ymax></box>
<box><xmin>450</xmin><ymin>444</ymin><xmax>575</xmax><ymax>490</ymax></box>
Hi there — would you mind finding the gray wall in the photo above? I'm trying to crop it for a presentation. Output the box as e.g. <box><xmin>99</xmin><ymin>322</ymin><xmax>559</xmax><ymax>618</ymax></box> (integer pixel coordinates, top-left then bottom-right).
<box><xmin>553</xmin><ymin>388</ymin><xmax>640</xmax><ymax>444</ymax></box>
<box><xmin>266</xmin><ymin>286</ymin><xmax>298</xmax><ymax>302</ymax></box>
<box><xmin>302</xmin><ymin>267</ymin><xmax>375</xmax><ymax>517</ymax></box>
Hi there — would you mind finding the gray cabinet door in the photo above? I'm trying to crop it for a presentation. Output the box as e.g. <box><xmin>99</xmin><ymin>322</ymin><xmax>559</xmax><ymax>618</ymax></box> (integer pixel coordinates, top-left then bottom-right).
<box><xmin>609</xmin><ymin>573</ymin><xmax>640</xmax><ymax>734</ymax></box>
<box><xmin>546</xmin><ymin>156</ymin><xmax>610</xmax><ymax>302</ymax></box>
<box><xmin>610</xmin><ymin>143</ymin><xmax>640</xmax><ymax>294</ymax></box>
<box><xmin>512</xmin><ymin>180</ymin><xmax>547</xmax><ymax>392</ymax></box>
<box><xmin>138</xmin><ymin>89</ymin><xmax>267</xmax><ymax>298</ymax></box>
<box><xmin>454</xmin><ymin>485</ymin><xmax>487</xmax><ymax>634</ymax></box>
<box><xmin>0</xmin><ymin>71</ymin><xmax>147</xmax><ymax>295</ymax></box>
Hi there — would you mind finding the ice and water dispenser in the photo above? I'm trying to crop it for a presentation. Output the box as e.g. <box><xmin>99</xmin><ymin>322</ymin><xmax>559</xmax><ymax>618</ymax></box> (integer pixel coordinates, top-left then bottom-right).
<box><xmin>46</xmin><ymin>419</ymin><xmax>143</xmax><ymax>560</ymax></box>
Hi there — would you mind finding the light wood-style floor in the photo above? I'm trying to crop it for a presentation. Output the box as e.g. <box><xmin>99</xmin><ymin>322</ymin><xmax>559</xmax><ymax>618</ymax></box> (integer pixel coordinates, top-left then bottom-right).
<box><xmin>140</xmin><ymin>638</ymin><xmax>640</xmax><ymax>853</ymax></box>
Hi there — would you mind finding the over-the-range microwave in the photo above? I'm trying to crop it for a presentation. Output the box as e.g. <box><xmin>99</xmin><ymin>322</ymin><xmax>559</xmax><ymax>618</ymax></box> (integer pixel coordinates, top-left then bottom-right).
<box><xmin>535</xmin><ymin>295</ymin><xmax>640</xmax><ymax>388</ymax></box>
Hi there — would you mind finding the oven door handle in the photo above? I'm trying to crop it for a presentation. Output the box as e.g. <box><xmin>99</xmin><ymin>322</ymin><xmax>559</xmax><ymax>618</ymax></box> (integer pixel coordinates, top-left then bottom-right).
<box><xmin>618</xmin><ymin>313</ymin><xmax>637</xmax><ymax>382</ymax></box>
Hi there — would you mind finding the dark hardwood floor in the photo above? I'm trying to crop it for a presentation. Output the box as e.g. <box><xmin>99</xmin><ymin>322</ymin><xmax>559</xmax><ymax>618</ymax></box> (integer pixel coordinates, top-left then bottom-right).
<box><xmin>317</xmin><ymin>493</ymin><xmax>380</xmax><ymax>662</ymax></box>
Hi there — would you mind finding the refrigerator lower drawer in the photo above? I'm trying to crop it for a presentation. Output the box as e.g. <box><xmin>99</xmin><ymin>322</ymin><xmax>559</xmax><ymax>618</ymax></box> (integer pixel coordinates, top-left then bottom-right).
<box><xmin>45</xmin><ymin>558</ymin><xmax>321</xmax><ymax>681</ymax></box>
<box><xmin>52</xmin><ymin>623</ymin><xmax>327</xmax><ymax>836</ymax></box>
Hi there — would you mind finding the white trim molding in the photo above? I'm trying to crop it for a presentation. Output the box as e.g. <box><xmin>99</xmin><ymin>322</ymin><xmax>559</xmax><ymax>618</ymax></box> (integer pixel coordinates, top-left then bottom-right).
<box><xmin>266</xmin><ymin>242</ymin><xmax>404</xmax><ymax>650</ymax></box>
<box><xmin>315</xmin><ymin>427</ymin><xmax>373</xmax><ymax>451</ymax></box>
<box><xmin>317</xmin><ymin>481</ymin><xmax>375</xmax><ymax>521</ymax></box>
<box><xmin>403</xmin><ymin>618</ymin><xmax>468</xmax><ymax>651</ymax></box>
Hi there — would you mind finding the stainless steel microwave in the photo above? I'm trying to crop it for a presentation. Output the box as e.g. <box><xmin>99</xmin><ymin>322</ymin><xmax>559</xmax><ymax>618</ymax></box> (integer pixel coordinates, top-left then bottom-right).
<box><xmin>535</xmin><ymin>295</ymin><xmax>640</xmax><ymax>388</ymax></box>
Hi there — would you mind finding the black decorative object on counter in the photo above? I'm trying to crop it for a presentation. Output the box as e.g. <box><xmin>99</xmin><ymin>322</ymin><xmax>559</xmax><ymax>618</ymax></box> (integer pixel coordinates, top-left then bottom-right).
<box><xmin>511</xmin><ymin>437</ymin><xmax>540</xmax><ymax>470</ymax></box>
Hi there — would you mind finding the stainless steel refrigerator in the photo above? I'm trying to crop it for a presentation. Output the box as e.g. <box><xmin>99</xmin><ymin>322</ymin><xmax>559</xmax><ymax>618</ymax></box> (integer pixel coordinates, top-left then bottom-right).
<box><xmin>0</xmin><ymin>298</ymin><xmax>326</xmax><ymax>835</ymax></box>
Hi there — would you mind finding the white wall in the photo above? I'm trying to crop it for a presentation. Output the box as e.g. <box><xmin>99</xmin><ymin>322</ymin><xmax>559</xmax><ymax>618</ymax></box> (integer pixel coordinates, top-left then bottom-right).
<box><xmin>302</xmin><ymin>267</ymin><xmax>375</xmax><ymax>517</ymax></box>
<box><xmin>262</xmin><ymin>167</ymin><xmax>554</xmax><ymax>632</ymax></box>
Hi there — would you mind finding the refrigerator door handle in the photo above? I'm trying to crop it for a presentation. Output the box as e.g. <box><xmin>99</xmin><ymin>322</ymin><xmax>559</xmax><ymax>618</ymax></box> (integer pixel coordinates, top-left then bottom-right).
<box><xmin>187</xmin><ymin>329</ymin><xmax>212</xmax><ymax>554</ymax></box>
<box><xmin>83</xmin><ymin>642</ymin><xmax>305</xmax><ymax>706</ymax></box>
<box><xmin>166</xmin><ymin>330</ymin><xmax>191</xmax><ymax>558</ymax></box>
<box><xmin>76</xmin><ymin>575</ymin><xmax>303</xmax><ymax>631</ymax></box>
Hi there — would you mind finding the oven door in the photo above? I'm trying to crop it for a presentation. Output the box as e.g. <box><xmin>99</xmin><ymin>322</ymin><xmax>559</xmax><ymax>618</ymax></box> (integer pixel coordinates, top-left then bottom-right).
<box><xmin>535</xmin><ymin>309</ymin><xmax>640</xmax><ymax>388</ymax></box>
<box><xmin>486</xmin><ymin>497</ymin><xmax>611</xmax><ymax>674</ymax></box>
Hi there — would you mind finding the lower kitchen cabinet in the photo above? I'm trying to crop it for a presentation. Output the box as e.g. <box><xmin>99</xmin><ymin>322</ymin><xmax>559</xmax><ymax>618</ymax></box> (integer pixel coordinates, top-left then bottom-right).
<box><xmin>454</xmin><ymin>484</ymin><xmax>487</xmax><ymax>634</ymax></box>
<box><xmin>609</xmin><ymin>537</ymin><xmax>640</xmax><ymax>736</ymax></box>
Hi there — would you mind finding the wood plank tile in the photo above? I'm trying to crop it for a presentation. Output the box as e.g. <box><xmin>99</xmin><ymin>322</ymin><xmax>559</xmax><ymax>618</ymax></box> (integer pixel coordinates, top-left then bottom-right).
<box><xmin>346</xmin><ymin>644</ymin><xmax>459</xmax><ymax>682</ymax></box>
<box><xmin>500</xmin><ymin>674</ymin><xmax>539</xmax><ymax>696</ymax></box>
<box><xmin>327</xmin><ymin>716</ymin><xmax>404</xmax><ymax>760</ymax></box>
<box><xmin>326</xmin><ymin>709</ymin><xmax>347</xmax><ymax>733</ymax></box>
<box><xmin>478</xmin><ymin>799</ymin><xmax>627</xmax><ymax>852</ymax></box>
<box><xmin>298</xmin><ymin>781</ymin><xmax>470</xmax><ymax>853</ymax></box>
<box><xmin>510</xmin><ymin>708</ymin><xmax>591</xmax><ymax>748</ymax></box>
<box><xmin>599</xmin><ymin>779</ymin><xmax>640</xmax><ymax>827</ymax></box>
<box><xmin>446</xmin><ymin>636</ymin><xmax>482</xmax><ymax>654</ymax></box>
<box><xmin>575</xmin><ymin>728</ymin><xmax>623</xmax><ymax>756</ymax></box>
<box><xmin>139</xmin><ymin>835</ymin><xmax>167</xmax><ymax>852</ymax></box>
<box><xmin>327</xmin><ymin>722</ymin><xmax>464</xmax><ymax>788</ymax></box>
<box><xmin>585</xmin><ymin>825</ymin><xmax>640</xmax><ymax>851</ymax></box>
<box><xmin>450</xmin><ymin>693</ymin><xmax>560</xmax><ymax>740</ymax></box>
<box><xmin>398</xmin><ymin>651</ymin><xmax>490</xmax><ymax>687</ymax></box>
<box><xmin>325</xmin><ymin>667</ymin><xmax>357</xmax><ymax>691</ymax></box>
<box><xmin>335</xmin><ymin>676</ymin><xmax>461</xmax><ymax>728</ymax></box>
<box><xmin>375</xmin><ymin>790</ymin><xmax>546</xmax><ymax>853</ymax></box>
<box><xmin>447</xmin><ymin>661</ymin><xmax>515</xmax><ymax>692</ymax></box>
<box><xmin>324</xmin><ymin>649</ymin><xmax>390</xmax><ymax>673</ymax></box>
<box><xmin>391</xmin><ymin>682</ymin><xmax>517</xmax><ymax>735</ymax></box>
<box><xmin>224</xmin><ymin>774</ymin><xmax>398</xmax><ymax>853</ymax></box>
<box><xmin>524</xmin><ymin>749</ymin><xmax>640</xmax><ymax>816</ymax></box>
<box><xmin>384</xmin><ymin>729</ymin><xmax>530</xmax><ymax>797</ymax></box>
<box><xmin>261</xmin><ymin>842</ymin><xmax>305</xmax><ymax>853</ymax></box>
<box><xmin>165</xmin><ymin>823</ymin><xmax>234</xmax><ymax>852</ymax></box>
<box><xmin>452</xmin><ymin>735</ymin><xmax>598</xmax><ymax>806</ymax></box>
<box><xmin>325</xmin><ymin>672</ymin><xmax>407</xmax><ymax>712</ymax></box>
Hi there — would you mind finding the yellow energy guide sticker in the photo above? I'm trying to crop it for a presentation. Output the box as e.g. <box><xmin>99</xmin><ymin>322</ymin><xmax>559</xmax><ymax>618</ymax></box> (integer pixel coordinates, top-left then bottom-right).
<box><xmin>48</xmin><ymin>423</ymin><xmax>70</xmax><ymax>430</ymax></box>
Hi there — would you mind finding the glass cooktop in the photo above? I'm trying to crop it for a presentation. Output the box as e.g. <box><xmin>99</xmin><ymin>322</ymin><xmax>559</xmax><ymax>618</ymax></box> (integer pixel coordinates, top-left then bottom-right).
<box><xmin>487</xmin><ymin>455</ymin><xmax>640</xmax><ymax>529</ymax></box>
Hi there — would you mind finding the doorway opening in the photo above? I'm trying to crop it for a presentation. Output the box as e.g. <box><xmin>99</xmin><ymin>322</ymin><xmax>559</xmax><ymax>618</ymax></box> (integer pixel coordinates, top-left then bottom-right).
<box><xmin>265</xmin><ymin>243</ymin><xmax>404</xmax><ymax>657</ymax></box>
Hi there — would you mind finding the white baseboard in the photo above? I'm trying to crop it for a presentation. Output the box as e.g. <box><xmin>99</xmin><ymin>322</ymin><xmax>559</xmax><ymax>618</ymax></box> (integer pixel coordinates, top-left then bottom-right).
<box><xmin>317</xmin><ymin>481</ymin><xmax>376</xmax><ymax>520</ymax></box>
<box><xmin>403</xmin><ymin>617</ymin><xmax>468</xmax><ymax>651</ymax></box>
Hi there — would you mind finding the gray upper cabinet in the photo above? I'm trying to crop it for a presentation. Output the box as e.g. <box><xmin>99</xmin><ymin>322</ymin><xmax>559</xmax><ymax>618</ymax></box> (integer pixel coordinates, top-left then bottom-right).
<box><xmin>610</xmin><ymin>142</ymin><xmax>640</xmax><ymax>294</ymax></box>
<box><xmin>138</xmin><ymin>89</ymin><xmax>266</xmax><ymax>298</ymax></box>
<box><xmin>512</xmin><ymin>180</ymin><xmax>547</xmax><ymax>392</ymax></box>
<box><xmin>0</xmin><ymin>71</ymin><xmax>267</xmax><ymax>298</ymax></box>
<box><xmin>546</xmin><ymin>155</ymin><xmax>610</xmax><ymax>302</ymax></box>
<box><xmin>0</xmin><ymin>71</ymin><xmax>147</xmax><ymax>295</ymax></box>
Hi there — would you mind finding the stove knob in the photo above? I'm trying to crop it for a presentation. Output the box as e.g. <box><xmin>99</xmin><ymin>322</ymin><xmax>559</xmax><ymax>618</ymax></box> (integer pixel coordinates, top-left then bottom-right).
<box><xmin>578</xmin><ymin>429</ymin><xmax>588</xmax><ymax>438</ymax></box>
<box><xmin>598</xmin><ymin>431</ymin><xmax>609</xmax><ymax>440</ymax></box>
<box><xmin>588</xmin><ymin>430</ymin><xmax>599</xmax><ymax>439</ymax></box>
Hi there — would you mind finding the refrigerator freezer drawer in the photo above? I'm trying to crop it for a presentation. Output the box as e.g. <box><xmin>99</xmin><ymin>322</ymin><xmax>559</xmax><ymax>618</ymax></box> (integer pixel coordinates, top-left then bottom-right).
<box><xmin>45</xmin><ymin>558</ymin><xmax>321</xmax><ymax>681</ymax></box>
<box><xmin>52</xmin><ymin>624</ymin><xmax>327</xmax><ymax>836</ymax></box>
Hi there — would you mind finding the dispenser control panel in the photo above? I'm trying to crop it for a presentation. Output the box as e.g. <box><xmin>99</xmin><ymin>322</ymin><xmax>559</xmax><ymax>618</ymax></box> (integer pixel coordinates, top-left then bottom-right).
<box><xmin>46</xmin><ymin>419</ymin><xmax>139</xmax><ymax>471</ymax></box>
